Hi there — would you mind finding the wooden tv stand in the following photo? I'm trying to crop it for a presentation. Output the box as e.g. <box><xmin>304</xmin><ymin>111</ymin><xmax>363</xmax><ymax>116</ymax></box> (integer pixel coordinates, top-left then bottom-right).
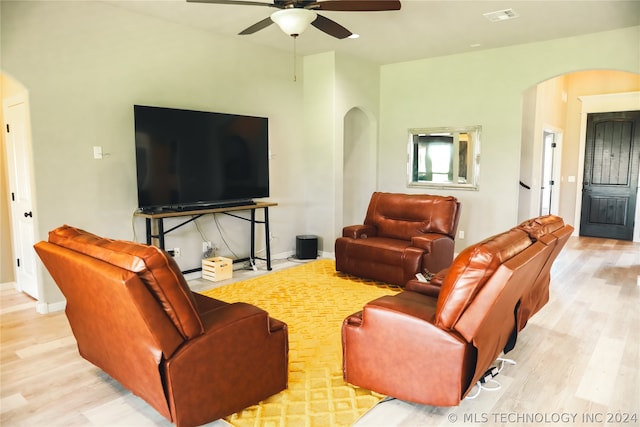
<box><xmin>134</xmin><ymin>202</ymin><xmax>277</xmax><ymax>273</ymax></box>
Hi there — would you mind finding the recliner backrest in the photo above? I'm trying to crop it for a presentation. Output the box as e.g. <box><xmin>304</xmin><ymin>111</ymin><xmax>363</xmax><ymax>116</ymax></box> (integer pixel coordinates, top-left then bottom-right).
<box><xmin>364</xmin><ymin>192</ymin><xmax>460</xmax><ymax>240</ymax></box>
<box><xmin>515</xmin><ymin>215</ymin><xmax>574</xmax><ymax>329</ymax></box>
<box><xmin>454</xmin><ymin>240</ymin><xmax>553</xmax><ymax>394</ymax></box>
<box><xmin>34</xmin><ymin>240</ymin><xmax>181</xmax><ymax>419</ymax></box>
<box><xmin>516</xmin><ymin>214</ymin><xmax>565</xmax><ymax>239</ymax></box>
<box><xmin>434</xmin><ymin>228</ymin><xmax>532</xmax><ymax>330</ymax></box>
<box><xmin>48</xmin><ymin>225</ymin><xmax>204</xmax><ymax>339</ymax></box>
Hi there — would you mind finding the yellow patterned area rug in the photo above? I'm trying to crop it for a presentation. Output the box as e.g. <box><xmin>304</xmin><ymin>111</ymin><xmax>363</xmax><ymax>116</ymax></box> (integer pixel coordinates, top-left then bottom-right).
<box><xmin>200</xmin><ymin>259</ymin><xmax>400</xmax><ymax>427</ymax></box>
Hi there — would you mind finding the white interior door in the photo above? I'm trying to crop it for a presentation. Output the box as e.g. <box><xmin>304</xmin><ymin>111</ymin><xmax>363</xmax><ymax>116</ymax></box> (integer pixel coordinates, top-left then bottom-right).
<box><xmin>540</xmin><ymin>129</ymin><xmax>562</xmax><ymax>216</ymax></box>
<box><xmin>540</xmin><ymin>131</ymin><xmax>555</xmax><ymax>215</ymax></box>
<box><xmin>3</xmin><ymin>93</ymin><xmax>39</xmax><ymax>299</ymax></box>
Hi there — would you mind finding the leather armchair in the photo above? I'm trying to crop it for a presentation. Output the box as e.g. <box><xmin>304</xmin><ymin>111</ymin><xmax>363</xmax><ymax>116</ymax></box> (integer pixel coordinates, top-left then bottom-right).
<box><xmin>342</xmin><ymin>216</ymin><xmax>573</xmax><ymax>406</ymax></box>
<box><xmin>404</xmin><ymin>215</ymin><xmax>573</xmax><ymax>317</ymax></box>
<box><xmin>335</xmin><ymin>192</ymin><xmax>461</xmax><ymax>286</ymax></box>
<box><xmin>34</xmin><ymin>225</ymin><xmax>288</xmax><ymax>427</ymax></box>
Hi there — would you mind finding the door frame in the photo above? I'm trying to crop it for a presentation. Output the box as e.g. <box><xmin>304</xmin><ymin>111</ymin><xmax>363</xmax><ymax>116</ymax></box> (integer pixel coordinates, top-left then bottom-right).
<box><xmin>576</xmin><ymin>91</ymin><xmax>640</xmax><ymax>242</ymax></box>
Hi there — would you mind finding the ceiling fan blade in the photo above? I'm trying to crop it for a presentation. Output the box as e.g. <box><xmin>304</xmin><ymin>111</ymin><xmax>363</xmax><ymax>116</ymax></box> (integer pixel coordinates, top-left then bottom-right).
<box><xmin>311</xmin><ymin>14</ymin><xmax>352</xmax><ymax>39</ymax></box>
<box><xmin>308</xmin><ymin>0</ymin><xmax>400</xmax><ymax>12</ymax></box>
<box><xmin>239</xmin><ymin>16</ymin><xmax>275</xmax><ymax>35</ymax></box>
<box><xmin>187</xmin><ymin>0</ymin><xmax>277</xmax><ymax>7</ymax></box>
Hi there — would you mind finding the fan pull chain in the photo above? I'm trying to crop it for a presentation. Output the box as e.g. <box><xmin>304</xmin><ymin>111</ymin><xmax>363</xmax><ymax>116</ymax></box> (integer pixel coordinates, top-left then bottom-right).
<box><xmin>292</xmin><ymin>35</ymin><xmax>298</xmax><ymax>82</ymax></box>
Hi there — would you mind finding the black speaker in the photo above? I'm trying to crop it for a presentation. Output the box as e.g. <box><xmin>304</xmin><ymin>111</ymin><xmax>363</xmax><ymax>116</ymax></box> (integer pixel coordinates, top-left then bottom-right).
<box><xmin>296</xmin><ymin>235</ymin><xmax>318</xmax><ymax>260</ymax></box>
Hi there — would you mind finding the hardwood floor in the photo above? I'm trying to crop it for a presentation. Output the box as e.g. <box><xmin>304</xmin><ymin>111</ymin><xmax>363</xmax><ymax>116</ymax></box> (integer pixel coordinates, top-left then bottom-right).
<box><xmin>1</xmin><ymin>237</ymin><xmax>638</xmax><ymax>426</ymax></box>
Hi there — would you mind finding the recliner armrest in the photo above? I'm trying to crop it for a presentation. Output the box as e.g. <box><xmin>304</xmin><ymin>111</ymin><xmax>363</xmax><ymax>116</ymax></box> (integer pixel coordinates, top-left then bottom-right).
<box><xmin>198</xmin><ymin>301</ymin><xmax>277</xmax><ymax>333</ymax></box>
<box><xmin>344</xmin><ymin>311</ymin><xmax>363</xmax><ymax>327</ymax></box>
<box><xmin>342</xmin><ymin>292</ymin><xmax>473</xmax><ymax>406</ymax></box>
<box><xmin>405</xmin><ymin>280</ymin><xmax>442</xmax><ymax>297</ymax></box>
<box><xmin>411</xmin><ymin>233</ymin><xmax>453</xmax><ymax>252</ymax></box>
<box><xmin>342</xmin><ymin>224</ymin><xmax>377</xmax><ymax>239</ymax></box>
<box><xmin>411</xmin><ymin>234</ymin><xmax>455</xmax><ymax>274</ymax></box>
<box><xmin>166</xmin><ymin>301</ymin><xmax>288</xmax><ymax>426</ymax></box>
<box><xmin>364</xmin><ymin>293</ymin><xmax>437</xmax><ymax>323</ymax></box>
<box><xmin>405</xmin><ymin>263</ymin><xmax>449</xmax><ymax>296</ymax></box>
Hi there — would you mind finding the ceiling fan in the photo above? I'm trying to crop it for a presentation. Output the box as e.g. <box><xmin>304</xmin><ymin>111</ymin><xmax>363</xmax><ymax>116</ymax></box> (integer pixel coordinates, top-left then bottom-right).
<box><xmin>186</xmin><ymin>0</ymin><xmax>401</xmax><ymax>39</ymax></box>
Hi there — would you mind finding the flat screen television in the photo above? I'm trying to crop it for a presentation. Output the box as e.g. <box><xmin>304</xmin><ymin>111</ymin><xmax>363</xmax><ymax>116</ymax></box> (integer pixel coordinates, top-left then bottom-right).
<box><xmin>134</xmin><ymin>105</ymin><xmax>269</xmax><ymax>212</ymax></box>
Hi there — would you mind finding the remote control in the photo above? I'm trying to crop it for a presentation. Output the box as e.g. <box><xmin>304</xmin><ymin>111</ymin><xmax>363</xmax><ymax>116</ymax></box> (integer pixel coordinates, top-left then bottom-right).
<box><xmin>415</xmin><ymin>273</ymin><xmax>428</xmax><ymax>282</ymax></box>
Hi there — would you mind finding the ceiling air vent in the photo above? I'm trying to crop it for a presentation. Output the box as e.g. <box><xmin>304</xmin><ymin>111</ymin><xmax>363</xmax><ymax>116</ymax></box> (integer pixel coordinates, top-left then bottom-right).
<box><xmin>483</xmin><ymin>8</ymin><xmax>520</xmax><ymax>22</ymax></box>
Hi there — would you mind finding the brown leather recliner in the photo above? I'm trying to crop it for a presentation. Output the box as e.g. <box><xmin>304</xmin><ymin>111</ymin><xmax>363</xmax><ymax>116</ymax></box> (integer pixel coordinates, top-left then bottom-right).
<box><xmin>335</xmin><ymin>192</ymin><xmax>461</xmax><ymax>287</ymax></box>
<box><xmin>34</xmin><ymin>225</ymin><xmax>288</xmax><ymax>427</ymax></box>
<box><xmin>403</xmin><ymin>215</ymin><xmax>573</xmax><ymax>324</ymax></box>
<box><xmin>342</xmin><ymin>216</ymin><xmax>572</xmax><ymax>407</ymax></box>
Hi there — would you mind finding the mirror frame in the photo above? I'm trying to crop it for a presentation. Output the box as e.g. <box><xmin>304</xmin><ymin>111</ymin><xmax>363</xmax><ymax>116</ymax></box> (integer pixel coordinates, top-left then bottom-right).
<box><xmin>407</xmin><ymin>125</ymin><xmax>481</xmax><ymax>191</ymax></box>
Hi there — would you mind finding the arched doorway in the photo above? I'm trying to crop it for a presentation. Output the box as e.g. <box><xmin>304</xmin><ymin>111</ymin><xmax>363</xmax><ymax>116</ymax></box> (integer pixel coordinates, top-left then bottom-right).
<box><xmin>518</xmin><ymin>70</ymin><xmax>640</xmax><ymax>242</ymax></box>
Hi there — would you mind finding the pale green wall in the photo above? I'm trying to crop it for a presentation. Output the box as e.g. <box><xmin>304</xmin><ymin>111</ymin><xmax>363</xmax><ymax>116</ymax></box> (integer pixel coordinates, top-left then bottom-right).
<box><xmin>518</xmin><ymin>84</ymin><xmax>539</xmax><ymax>222</ymax></box>
<box><xmin>379</xmin><ymin>26</ymin><xmax>640</xmax><ymax>248</ymax></box>
<box><xmin>335</xmin><ymin>53</ymin><xmax>380</xmax><ymax>234</ymax></box>
<box><xmin>303</xmin><ymin>52</ymin><xmax>336</xmax><ymax>253</ymax></box>
<box><xmin>302</xmin><ymin>51</ymin><xmax>380</xmax><ymax>252</ymax></box>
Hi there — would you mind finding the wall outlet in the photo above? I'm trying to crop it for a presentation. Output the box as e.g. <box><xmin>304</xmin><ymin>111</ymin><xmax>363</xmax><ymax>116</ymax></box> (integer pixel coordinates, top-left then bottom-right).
<box><xmin>173</xmin><ymin>247</ymin><xmax>181</xmax><ymax>257</ymax></box>
<box><xmin>458</xmin><ymin>230</ymin><xmax>465</xmax><ymax>239</ymax></box>
<box><xmin>202</xmin><ymin>241</ymin><xmax>212</xmax><ymax>258</ymax></box>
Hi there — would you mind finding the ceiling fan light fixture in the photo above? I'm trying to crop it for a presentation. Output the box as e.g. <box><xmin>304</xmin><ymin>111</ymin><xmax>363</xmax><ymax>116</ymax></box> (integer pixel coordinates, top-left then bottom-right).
<box><xmin>271</xmin><ymin>8</ymin><xmax>317</xmax><ymax>37</ymax></box>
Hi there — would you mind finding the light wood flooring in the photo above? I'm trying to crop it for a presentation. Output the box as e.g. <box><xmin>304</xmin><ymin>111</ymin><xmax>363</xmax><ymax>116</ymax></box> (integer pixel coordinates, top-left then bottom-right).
<box><xmin>1</xmin><ymin>237</ymin><xmax>638</xmax><ymax>426</ymax></box>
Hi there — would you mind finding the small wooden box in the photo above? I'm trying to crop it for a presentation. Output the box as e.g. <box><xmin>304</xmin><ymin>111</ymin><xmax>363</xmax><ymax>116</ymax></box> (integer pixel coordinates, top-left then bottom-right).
<box><xmin>201</xmin><ymin>257</ymin><xmax>233</xmax><ymax>282</ymax></box>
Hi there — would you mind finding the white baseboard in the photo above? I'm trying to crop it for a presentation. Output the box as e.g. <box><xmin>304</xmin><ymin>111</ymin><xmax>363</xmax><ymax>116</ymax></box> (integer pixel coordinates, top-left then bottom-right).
<box><xmin>36</xmin><ymin>300</ymin><xmax>66</xmax><ymax>314</ymax></box>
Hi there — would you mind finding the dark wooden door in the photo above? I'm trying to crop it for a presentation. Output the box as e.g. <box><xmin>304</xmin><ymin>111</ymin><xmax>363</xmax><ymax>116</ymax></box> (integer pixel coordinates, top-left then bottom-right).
<box><xmin>580</xmin><ymin>111</ymin><xmax>640</xmax><ymax>240</ymax></box>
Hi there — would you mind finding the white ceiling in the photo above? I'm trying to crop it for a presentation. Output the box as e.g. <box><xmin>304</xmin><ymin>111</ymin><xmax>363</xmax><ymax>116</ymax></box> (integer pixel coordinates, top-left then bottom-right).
<box><xmin>104</xmin><ymin>0</ymin><xmax>640</xmax><ymax>64</ymax></box>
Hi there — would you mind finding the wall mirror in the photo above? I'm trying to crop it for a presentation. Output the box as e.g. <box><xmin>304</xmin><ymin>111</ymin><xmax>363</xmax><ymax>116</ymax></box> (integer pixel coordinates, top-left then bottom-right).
<box><xmin>407</xmin><ymin>125</ymin><xmax>481</xmax><ymax>190</ymax></box>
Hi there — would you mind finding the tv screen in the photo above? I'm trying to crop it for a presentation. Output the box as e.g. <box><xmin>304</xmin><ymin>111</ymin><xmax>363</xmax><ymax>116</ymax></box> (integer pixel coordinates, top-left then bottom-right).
<box><xmin>134</xmin><ymin>105</ymin><xmax>269</xmax><ymax>212</ymax></box>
